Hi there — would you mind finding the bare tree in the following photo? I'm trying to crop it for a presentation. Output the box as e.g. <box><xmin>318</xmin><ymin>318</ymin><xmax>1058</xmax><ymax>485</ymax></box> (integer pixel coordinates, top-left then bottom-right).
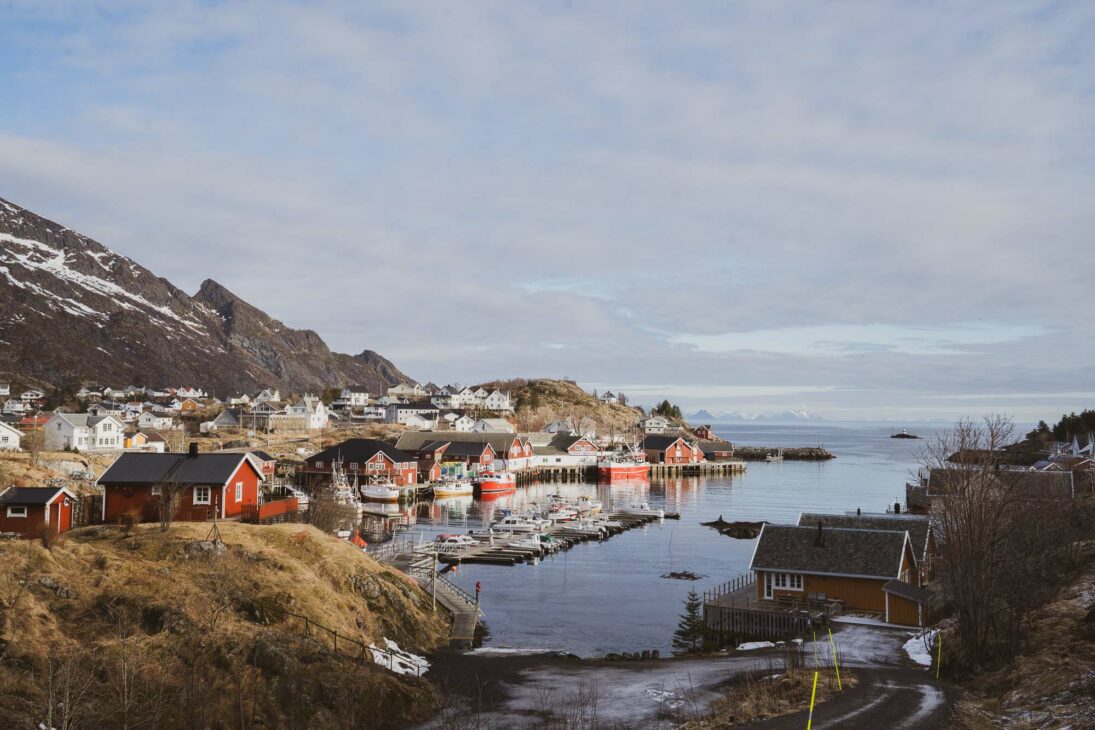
<box><xmin>153</xmin><ymin>482</ymin><xmax>188</xmax><ymax>532</ymax></box>
<box><xmin>920</xmin><ymin>416</ymin><xmax>1084</xmax><ymax>669</ymax></box>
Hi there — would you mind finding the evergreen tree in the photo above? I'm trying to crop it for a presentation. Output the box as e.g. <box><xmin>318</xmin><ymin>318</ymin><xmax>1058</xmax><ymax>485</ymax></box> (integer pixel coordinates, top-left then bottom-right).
<box><xmin>673</xmin><ymin>589</ymin><xmax>706</xmax><ymax>654</ymax></box>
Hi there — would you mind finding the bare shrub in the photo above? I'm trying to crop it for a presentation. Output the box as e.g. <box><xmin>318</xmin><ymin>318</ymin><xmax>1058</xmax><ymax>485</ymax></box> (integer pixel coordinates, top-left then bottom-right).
<box><xmin>39</xmin><ymin>523</ymin><xmax>61</xmax><ymax>550</ymax></box>
<box><xmin>305</xmin><ymin>492</ymin><xmax>358</xmax><ymax>535</ymax></box>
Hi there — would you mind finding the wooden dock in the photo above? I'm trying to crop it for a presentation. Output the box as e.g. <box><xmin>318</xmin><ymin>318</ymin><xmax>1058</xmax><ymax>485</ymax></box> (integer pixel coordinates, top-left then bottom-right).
<box><xmin>435</xmin><ymin>512</ymin><xmax>661</xmax><ymax>566</ymax></box>
<box><xmin>703</xmin><ymin>572</ymin><xmax>829</xmax><ymax>645</ymax></box>
<box><xmin>515</xmin><ymin>461</ymin><xmax>746</xmax><ymax>485</ymax></box>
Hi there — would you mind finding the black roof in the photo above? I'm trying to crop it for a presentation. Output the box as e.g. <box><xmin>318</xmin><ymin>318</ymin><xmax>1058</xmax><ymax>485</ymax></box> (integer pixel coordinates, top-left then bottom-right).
<box><xmin>799</xmin><ymin>513</ymin><xmax>931</xmax><ymax>561</ymax></box>
<box><xmin>251</xmin><ymin>450</ymin><xmax>276</xmax><ymax>462</ymax></box>
<box><xmin>98</xmin><ymin>452</ymin><xmax>258</xmax><ymax>487</ymax></box>
<box><xmin>751</xmin><ymin>525</ymin><xmax>911</xmax><ymax>579</ymax></box>
<box><xmin>308</xmin><ymin>439</ymin><xmax>414</xmax><ymax>464</ymax></box>
<box><xmin>882</xmin><ymin>579</ymin><xmax>933</xmax><ymax>604</ymax></box>
<box><xmin>0</xmin><ymin>487</ymin><xmax>66</xmax><ymax>505</ymax></box>
<box><xmin>426</xmin><ymin>440</ymin><xmax>493</xmax><ymax>458</ymax></box>
<box><xmin>642</xmin><ymin>435</ymin><xmax>688</xmax><ymax>451</ymax></box>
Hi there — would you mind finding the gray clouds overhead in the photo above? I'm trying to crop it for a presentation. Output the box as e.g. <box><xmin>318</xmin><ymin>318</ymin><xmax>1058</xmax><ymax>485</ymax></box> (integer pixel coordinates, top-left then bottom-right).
<box><xmin>1</xmin><ymin>1</ymin><xmax>1093</xmax><ymax>420</ymax></box>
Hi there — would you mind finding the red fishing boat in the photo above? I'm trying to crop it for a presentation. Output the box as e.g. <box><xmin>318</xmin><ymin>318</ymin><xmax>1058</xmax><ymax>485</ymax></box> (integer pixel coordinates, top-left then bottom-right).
<box><xmin>597</xmin><ymin>446</ymin><xmax>650</xmax><ymax>481</ymax></box>
<box><xmin>475</xmin><ymin>469</ymin><xmax>517</xmax><ymax>494</ymax></box>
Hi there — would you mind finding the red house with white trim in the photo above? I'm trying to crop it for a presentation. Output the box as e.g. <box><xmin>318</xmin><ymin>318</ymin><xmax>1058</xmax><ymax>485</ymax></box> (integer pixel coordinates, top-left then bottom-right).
<box><xmin>0</xmin><ymin>486</ymin><xmax>78</xmax><ymax>538</ymax></box>
<box><xmin>642</xmin><ymin>435</ymin><xmax>704</xmax><ymax>464</ymax></box>
<box><xmin>97</xmin><ymin>444</ymin><xmax>264</xmax><ymax>523</ymax></box>
<box><xmin>301</xmin><ymin>439</ymin><xmax>418</xmax><ymax>486</ymax></box>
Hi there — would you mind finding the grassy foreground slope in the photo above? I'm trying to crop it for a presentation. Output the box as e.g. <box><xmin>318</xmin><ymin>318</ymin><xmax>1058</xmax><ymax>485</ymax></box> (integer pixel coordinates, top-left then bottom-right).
<box><xmin>0</xmin><ymin>522</ymin><xmax>448</xmax><ymax>728</ymax></box>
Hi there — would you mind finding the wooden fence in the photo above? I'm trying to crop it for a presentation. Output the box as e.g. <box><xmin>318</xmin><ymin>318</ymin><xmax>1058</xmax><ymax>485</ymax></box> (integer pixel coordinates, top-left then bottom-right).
<box><xmin>241</xmin><ymin>497</ymin><xmax>300</xmax><ymax>524</ymax></box>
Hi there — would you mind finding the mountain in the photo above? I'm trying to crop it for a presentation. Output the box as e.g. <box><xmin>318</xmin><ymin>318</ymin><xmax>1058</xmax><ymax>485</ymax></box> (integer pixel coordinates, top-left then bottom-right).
<box><xmin>0</xmin><ymin>196</ymin><xmax>410</xmax><ymax>395</ymax></box>
<box><xmin>688</xmin><ymin>408</ymin><xmax>824</xmax><ymax>422</ymax></box>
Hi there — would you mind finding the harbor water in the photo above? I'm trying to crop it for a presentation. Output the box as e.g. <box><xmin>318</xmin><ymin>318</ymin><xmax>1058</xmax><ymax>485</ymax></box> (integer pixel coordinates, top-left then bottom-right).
<box><xmin>397</xmin><ymin>422</ymin><xmax>952</xmax><ymax>656</ymax></box>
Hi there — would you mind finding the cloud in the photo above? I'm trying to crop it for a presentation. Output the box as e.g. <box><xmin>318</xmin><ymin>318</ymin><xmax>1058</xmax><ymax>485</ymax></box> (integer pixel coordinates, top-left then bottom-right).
<box><xmin>0</xmin><ymin>1</ymin><xmax>1093</xmax><ymax>419</ymax></box>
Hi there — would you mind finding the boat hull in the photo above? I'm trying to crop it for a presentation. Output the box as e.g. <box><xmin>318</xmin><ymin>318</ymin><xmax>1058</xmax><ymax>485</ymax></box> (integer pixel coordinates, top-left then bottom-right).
<box><xmin>598</xmin><ymin>464</ymin><xmax>651</xmax><ymax>481</ymax></box>
<box><xmin>433</xmin><ymin>485</ymin><xmax>473</xmax><ymax>498</ymax></box>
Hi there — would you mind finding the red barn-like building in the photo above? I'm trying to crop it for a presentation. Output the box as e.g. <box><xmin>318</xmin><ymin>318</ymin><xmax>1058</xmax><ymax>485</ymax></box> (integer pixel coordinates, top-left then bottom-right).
<box><xmin>97</xmin><ymin>445</ymin><xmax>264</xmax><ymax>523</ymax></box>
<box><xmin>0</xmin><ymin>486</ymin><xmax>78</xmax><ymax>539</ymax></box>
<box><xmin>301</xmin><ymin>439</ymin><xmax>419</xmax><ymax>486</ymax></box>
<box><xmin>642</xmin><ymin>435</ymin><xmax>704</xmax><ymax>465</ymax></box>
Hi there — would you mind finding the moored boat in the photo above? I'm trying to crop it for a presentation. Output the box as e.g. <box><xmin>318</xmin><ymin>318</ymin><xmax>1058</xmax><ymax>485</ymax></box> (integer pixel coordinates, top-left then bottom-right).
<box><xmin>361</xmin><ymin>480</ymin><xmax>401</xmax><ymax>502</ymax></box>
<box><xmin>597</xmin><ymin>445</ymin><xmax>651</xmax><ymax>481</ymax></box>
<box><xmin>432</xmin><ymin>478</ymin><xmax>474</xmax><ymax>498</ymax></box>
<box><xmin>619</xmin><ymin>502</ymin><xmax>665</xmax><ymax>518</ymax></box>
<box><xmin>476</xmin><ymin>469</ymin><xmax>517</xmax><ymax>494</ymax></box>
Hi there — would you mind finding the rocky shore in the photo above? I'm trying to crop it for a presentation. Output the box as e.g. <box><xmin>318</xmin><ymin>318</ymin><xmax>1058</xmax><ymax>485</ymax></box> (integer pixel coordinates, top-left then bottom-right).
<box><xmin>734</xmin><ymin>446</ymin><xmax>834</xmax><ymax>461</ymax></box>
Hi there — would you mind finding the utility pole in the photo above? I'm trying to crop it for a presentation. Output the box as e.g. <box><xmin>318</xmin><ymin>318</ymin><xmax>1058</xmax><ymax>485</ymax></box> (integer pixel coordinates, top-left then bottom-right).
<box><xmin>431</xmin><ymin>550</ymin><xmax>438</xmax><ymax>611</ymax></box>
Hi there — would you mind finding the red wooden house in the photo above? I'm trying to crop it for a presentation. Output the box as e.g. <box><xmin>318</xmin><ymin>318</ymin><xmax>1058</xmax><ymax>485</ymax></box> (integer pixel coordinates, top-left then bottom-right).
<box><xmin>97</xmin><ymin>444</ymin><xmax>264</xmax><ymax>523</ymax></box>
<box><xmin>302</xmin><ymin>439</ymin><xmax>418</xmax><ymax>486</ymax></box>
<box><xmin>642</xmin><ymin>435</ymin><xmax>704</xmax><ymax>464</ymax></box>
<box><xmin>0</xmin><ymin>486</ymin><xmax>78</xmax><ymax>538</ymax></box>
<box><xmin>416</xmin><ymin>440</ymin><xmax>497</xmax><ymax>481</ymax></box>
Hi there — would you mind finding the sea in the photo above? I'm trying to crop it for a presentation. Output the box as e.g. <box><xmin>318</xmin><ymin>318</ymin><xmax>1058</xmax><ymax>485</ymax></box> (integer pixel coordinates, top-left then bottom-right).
<box><xmin>394</xmin><ymin>422</ymin><xmax>961</xmax><ymax>656</ymax></box>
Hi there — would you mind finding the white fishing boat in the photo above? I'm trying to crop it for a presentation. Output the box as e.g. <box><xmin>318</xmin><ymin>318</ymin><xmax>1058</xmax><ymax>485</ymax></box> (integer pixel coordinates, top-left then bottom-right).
<box><xmin>469</xmin><ymin>527</ymin><xmax>516</xmax><ymax>540</ymax></box>
<box><xmin>576</xmin><ymin>496</ymin><xmax>603</xmax><ymax>514</ymax></box>
<box><xmin>493</xmin><ymin>514</ymin><xmax>548</xmax><ymax>532</ymax></box>
<box><xmin>561</xmin><ymin>519</ymin><xmax>607</xmax><ymax>538</ymax></box>
<box><xmin>545</xmin><ymin>505</ymin><xmax>579</xmax><ymax>523</ymax></box>
<box><xmin>435</xmin><ymin>534</ymin><xmax>477</xmax><ymax>553</ymax></box>
<box><xmin>432</xmin><ymin>478</ymin><xmax>473</xmax><ymax>498</ymax></box>
<box><xmin>619</xmin><ymin>502</ymin><xmax>665</xmax><ymax>518</ymax></box>
<box><xmin>765</xmin><ymin>449</ymin><xmax>784</xmax><ymax>462</ymax></box>
<box><xmin>361</xmin><ymin>478</ymin><xmax>401</xmax><ymax>503</ymax></box>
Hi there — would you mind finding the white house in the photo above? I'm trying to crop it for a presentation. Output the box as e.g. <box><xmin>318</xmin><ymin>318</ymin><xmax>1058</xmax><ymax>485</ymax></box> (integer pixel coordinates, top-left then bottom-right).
<box><xmin>600</xmin><ymin>391</ymin><xmax>618</xmax><ymax>405</ymax></box>
<box><xmin>484</xmin><ymin>390</ymin><xmax>512</xmax><ymax>412</ymax></box>
<box><xmin>44</xmin><ymin>413</ymin><xmax>126</xmax><ymax>451</ymax></box>
<box><xmin>639</xmin><ymin>416</ymin><xmax>671</xmax><ymax>434</ymax></box>
<box><xmin>286</xmin><ymin>395</ymin><xmax>329</xmax><ymax>430</ymax></box>
<box><xmin>452</xmin><ymin>414</ymin><xmax>476</xmax><ymax>432</ymax></box>
<box><xmin>0</xmin><ymin>384</ymin><xmax>9</xmax><ymax>397</ymax></box>
<box><xmin>357</xmin><ymin>405</ymin><xmax>387</xmax><ymax>421</ymax></box>
<box><xmin>388</xmin><ymin>383</ymin><xmax>426</xmax><ymax>398</ymax></box>
<box><xmin>176</xmin><ymin>386</ymin><xmax>205</xmax><ymax>399</ymax></box>
<box><xmin>385</xmin><ymin>403</ymin><xmax>440</xmax><ymax>425</ymax></box>
<box><xmin>404</xmin><ymin>412</ymin><xmax>438</xmax><ymax>430</ymax></box>
<box><xmin>431</xmin><ymin>394</ymin><xmax>456</xmax><ymax>409</ymax></box>
<box><xmin>0</xmin><ymin>421</ymin><xmax>22</xmax><ymax>451</ymax></box>
<box><xmin>254</xmin><ymin>388</ymin><xmax>280</xmax><ymax>404</ymax></box>
<box><xmin>340</xmin><ymin>386</ymin><xmax>371</xmax><ymax>407</ymax></box>
<box><xmin>472</xmin><ymin>418</ymin><xmax>516</xmax><ymax>434</ymax></box>
<box><xmin>3</xmin><ymin>399</ymin><xmax>26</xmax><ymax>415</ymax></box>
<box><xmin>226</xmin><ymin>394</ymin><xmax>252</xmax><ymax>406</ymax></box>
<box><xmin>473</xmin><ymin>387</ymin><xmax>490</xmax><ymax>404</ymax></box>
<box><xmin>137</xmin><ymin>411</ymin><xmax>174</xmax><ymax>430</ymax></box>
<box><xmin>21</xmin><ymin>389</ymin><xmax>45</xmax><ymax>404</ymax></box>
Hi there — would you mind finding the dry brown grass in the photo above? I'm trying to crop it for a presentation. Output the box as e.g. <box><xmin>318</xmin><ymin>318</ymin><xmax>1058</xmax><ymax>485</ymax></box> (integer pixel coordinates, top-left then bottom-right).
<box><xmin>686</xmin><ymin>666</ymin><xmax>855</xmax><ymax>728</ymax></box>
<box><xmin>0</xmin><ymin>521</ymin><xmax>449</xmax><ymax>728</ymax></box>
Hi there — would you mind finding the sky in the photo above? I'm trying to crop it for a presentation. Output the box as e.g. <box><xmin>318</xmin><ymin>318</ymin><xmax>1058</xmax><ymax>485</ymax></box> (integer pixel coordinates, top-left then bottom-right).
<box><xmin>1</xmin><ymin>1</ymin><xmax>1093</xmax><ymax>421</ymax></box>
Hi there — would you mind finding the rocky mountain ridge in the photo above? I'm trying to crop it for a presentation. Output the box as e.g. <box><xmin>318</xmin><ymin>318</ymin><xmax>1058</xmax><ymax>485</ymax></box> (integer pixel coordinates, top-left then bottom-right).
<box><xmin>0</xmin><ymin>196</ymin><xmax>409</xmax><ymax>394</ymax></box>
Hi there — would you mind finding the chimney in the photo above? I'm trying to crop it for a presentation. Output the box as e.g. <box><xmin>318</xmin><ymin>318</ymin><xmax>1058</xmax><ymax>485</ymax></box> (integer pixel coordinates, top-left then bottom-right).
<box><xmin>894</xmin><ymin>502</ymin><xmax>901</xmax><ymax>514</ymax></box>
<box><xmin>814</xmin><ymin>521</ymin><xmax>825</xmax><ymax>547</ymax></box>
<box><xmin>188</xmin><ymin>442</ymin><xmax>199</xmax><ymax>458</ymax></box>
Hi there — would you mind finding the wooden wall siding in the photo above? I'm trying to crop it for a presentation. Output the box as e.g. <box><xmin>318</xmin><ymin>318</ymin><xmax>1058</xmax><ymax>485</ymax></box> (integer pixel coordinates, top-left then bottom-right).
<box><xmin>758</xmin><ymin>570</ymin><xmax>892</xmax><ymax>614</ymax></box>
<box><xmin>0</xmin><ymin>504</ymin><xmax>46</xmax><ymax>537</ymax></box>
<box><xmin>887</xmin><ymin>594</ymin><xmax>922</xmax><ymax>626</ymax></box>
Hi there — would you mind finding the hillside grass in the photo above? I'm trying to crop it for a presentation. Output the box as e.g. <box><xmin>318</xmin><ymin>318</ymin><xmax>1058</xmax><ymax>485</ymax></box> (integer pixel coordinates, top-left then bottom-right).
<box><xmin>483</xmin><ymin>378</ymin><xmax>644</xmax><ymax>433</ymax></box>
<box><xmin>0</xmin><ymin>521</ymin><xmax>448</xmax><ymax>728</ymax></box>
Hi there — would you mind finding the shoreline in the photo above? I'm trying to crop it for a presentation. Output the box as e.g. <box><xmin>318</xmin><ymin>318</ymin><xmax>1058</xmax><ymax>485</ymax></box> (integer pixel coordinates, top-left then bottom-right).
<box><xmin>733</xmin><ymin>446</ymin><xmax>834</xmax><ymax>461</ymax></box>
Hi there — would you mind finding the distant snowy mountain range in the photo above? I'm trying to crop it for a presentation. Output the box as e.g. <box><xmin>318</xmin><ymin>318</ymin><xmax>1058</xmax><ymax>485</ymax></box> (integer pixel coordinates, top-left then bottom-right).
<box><xmin>687</xmin><ymin>409</ymin><xmax>824</xmax><ymax>422</ymax></box>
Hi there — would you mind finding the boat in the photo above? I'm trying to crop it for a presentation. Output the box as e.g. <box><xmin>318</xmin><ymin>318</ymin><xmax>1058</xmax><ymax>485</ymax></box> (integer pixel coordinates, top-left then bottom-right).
<box><xmin>435</xmin><ymin>534</ymin><xmax>477</xmax><ymax>553</ymax></box>
<box><xmin>561</xmin><ymin>519</ymin><xmax>608</xmax><ymax>538</ymax></box>
<box><xmin>765</xmin><ymin>449</ymin><xmax>784</xmax><ymax>462</ymax></box>
<box><xmin>493</xmin><ymin>514</ymin><xmax>549</xmax><ymax>532</ymax></box>
<box><xmin>432</xmin><ymin>478</ymin><xmax>474</xmax><ymax>498</ymax></box>
<box><xmin>361</xmin><ymin>478</ymin><xmax>401</xmax><ymax>503</ymax></box>
<box><xmin>475</xmin><ymin>469</ymin><xmax>517</xmax><ymax>494</ymax></box>
<box><xmin>597</xmin><ymin>445</ymin><xmax>651</xmax><ymax>481</ymax></box>
<box><xmin>619</xmin><ymin>502</ymin><xmax>665</xmax><ymax>518</ymax></box>
<box><xmin>576</xmin><ymin>496</ymin><xmax>603</xmax><ymax>514</ymax></box>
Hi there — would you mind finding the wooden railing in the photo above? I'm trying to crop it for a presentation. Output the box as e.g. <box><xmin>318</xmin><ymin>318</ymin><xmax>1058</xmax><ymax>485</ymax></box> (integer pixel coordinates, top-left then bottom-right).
<box><xmin>266</xmin><ymin>606</ymin><xmax>422</xmax><ymax>676</ymax></box>
<box><xmin>703</xmin><ymin>571</ymin><xmax>756</xmax><ymax>605</ymax></box>
<box><xmin>241</xmin><ymin>497</ymin><xmax>300</xmax><ymax>524</ymax></box>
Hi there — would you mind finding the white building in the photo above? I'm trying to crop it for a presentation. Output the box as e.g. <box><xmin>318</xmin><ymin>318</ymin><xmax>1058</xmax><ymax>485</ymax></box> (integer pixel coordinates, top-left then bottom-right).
<box><xmin>21</xmin><ymin>389</ymin><xmax>45</xmax><ymax>403</ymax></box>
<box><xmin>340</xmin><ymin>386</ymin><xmax>371</xmax><ymax>407</ymax></box>
<box><xmin>254</xmin><ymin>388</ymin><xmax>280</xmax><ymax>404</ymax></box>
<box><xmin>388</xmin><ymin>383</ymin><xmax>426</xmax><ymax>398</ymax></box>
<box><xmin>0</xmin><ymin>384</ymin><xmax>9</xmax><ymax>397</ymax></box>
<box><xmin>3</xmin><ymin>399</ymin><xmax>26</xmax><ymax>415</ymax></box>
<box><xmin>137</xmin><ymin>411</ymin><xmax>174</xmax><ymax>430</ymax></box>
<box><xmin>44</xmin><ymin>413</ymin><xmax>126</xmax><ymax>451</ymax></box>
<box><xmin>286</xmin><ymin>395</ymin><xmax>329</xmax><ymax>430</ymax></box>
<box><xmin>452</xmin><ymin>414</ymin><xmax>476</xmax><ymax>432</ymax></box>
<box><xmin>472</xmin><ymin>418</ymin><xmax>516</xmax><ymax>433</ymax></box>
<box><xmin>385</xmin><ymin>403</ymin><xmax>440</xmax><ymax>425</ymax></box>
<box><xmin>600</xmin><ymin>391</ymin><xmax>618</xmax><ymax>405</ymax></box>
<box><xmin>0</xmin><ymin>421</ymin><xmax>22</xmax><ymax>451</ymax></box>
<box><xmin>639</xmin><ymin>415</ymin><xmax>671</xmax><ymax>434</ymax></box>
<box><xmin>484</xmin><ymin>390</ymin><xmax>512</xmax><ymax>412</ymax></box>
<box><xmin>404</xmin><ymin>412</ymin><xmax>438</xmax><ymax>430</ymax></box>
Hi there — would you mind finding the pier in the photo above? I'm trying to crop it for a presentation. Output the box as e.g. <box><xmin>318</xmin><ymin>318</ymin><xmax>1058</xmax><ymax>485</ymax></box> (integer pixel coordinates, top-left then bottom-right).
<box><xmin>514</xmin><ymin>461</ymin><xmax>746</xmax><ymax>486</ymax></box>
<box><xmin>702</xmin><ymin>572</ymin><xmax>830</xmax><ymax>645</ymax></box>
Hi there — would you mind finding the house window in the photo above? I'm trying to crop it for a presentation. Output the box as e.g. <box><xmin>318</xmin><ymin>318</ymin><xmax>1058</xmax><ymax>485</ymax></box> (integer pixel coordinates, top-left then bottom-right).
<box><xmin>315</xmin><ymin>460</ymin><xmax>324</xmax><ymax>469</ymax></box>
<box><xmin>350</xmin><ymin>462</ymin><xmax>359</xmax><ymax>471</ymax></box>
<box><xmin>193</xmin><ymin>486</ymin><xmax>211</xmax><ymax>505</ymax></box>
<box><xmin>151</xmin><ymin>485</ymin><xmax>162</xmax><ymax>496</ymax></box>
<box><xmin>772</xmin><ymin>573</ymin><xmax>803</xmax><ymax>591</ymax></box>
<box><xmin>235</xmin><ymin>482</ymin><xmax>243</xmax><ymax>502</ymax></box>
<box><xmin>6</xmin><ymin>506</ymin><xmax>27</xmax><ymax>518</ymax></box>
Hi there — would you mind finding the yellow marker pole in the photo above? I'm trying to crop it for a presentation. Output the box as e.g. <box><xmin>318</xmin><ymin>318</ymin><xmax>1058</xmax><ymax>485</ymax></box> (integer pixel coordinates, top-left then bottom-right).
<box><xmin>935</xmin><ymin>632</ymin><xmax>942</xmax><ymax>680</ymax></box>
<box><xmin>827</xmin><ymin>628</ymin><xmax>842</xmax><ymax>690</ymax></box>
<box><xmin>806</xmin><ymin>670</ymin><xmax>819</xmax><ymax>730</ymax></box>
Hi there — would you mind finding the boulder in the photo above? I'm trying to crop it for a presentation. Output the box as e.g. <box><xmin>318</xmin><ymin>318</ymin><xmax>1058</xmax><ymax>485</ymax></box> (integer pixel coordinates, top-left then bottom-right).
<box><xmin>184</xmin><ymin>540</ymin><xmax>227</xmax><ymax>559</ymax></box>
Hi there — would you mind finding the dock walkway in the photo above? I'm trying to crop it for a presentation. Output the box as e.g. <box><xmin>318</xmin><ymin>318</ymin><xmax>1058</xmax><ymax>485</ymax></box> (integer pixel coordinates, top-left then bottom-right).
<box><xmin>703</xmin><ymin>572</ymin><xmax>831</xmax><ymax>644</ymax></box>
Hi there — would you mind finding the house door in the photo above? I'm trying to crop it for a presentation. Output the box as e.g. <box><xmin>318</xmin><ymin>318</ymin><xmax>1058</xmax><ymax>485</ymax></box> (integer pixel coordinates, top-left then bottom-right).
<box><xmin>764</xmin><ymin>573</ymin><xmax>773</xmax><ymax>599</ymax></box>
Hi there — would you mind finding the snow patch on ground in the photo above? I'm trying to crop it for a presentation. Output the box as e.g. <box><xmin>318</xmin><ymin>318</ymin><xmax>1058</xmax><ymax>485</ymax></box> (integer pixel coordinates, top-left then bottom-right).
<box><xmin>369</xmin><ymin>638</ymin><xmax>430</xmax><ymax>677</ymax></box>
<box><xmin>736</xmin><ymin>641</ymin><xmax>776</xmax><ymax>651</ymax></box>
<box><xmin>466</xmin><ymin>647</ymin><xmax>545</xmax><ymax>655</ymax></box>
<box><xmin>903</xmin><ymin>629</ymin><xmax>937</xmax><ymax>668</ymax></box>
<box><xmin>643</xmin><ymin>687</ymin><xmax>685</xmax><ymax>711</ymax></box>
<box><xmin>833</xmin><ymin>614</ymin><xmax>890</xmax><ymax>626</ymax></box>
